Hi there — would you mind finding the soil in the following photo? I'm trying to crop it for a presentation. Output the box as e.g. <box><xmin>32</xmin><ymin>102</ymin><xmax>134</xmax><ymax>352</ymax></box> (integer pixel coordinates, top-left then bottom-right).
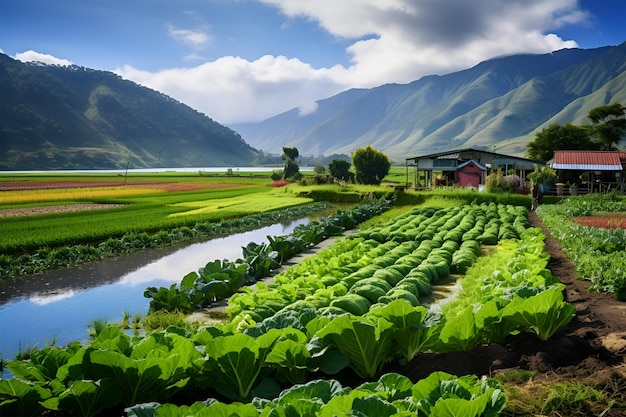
<box><xmin>0</xmin><ymin>203</ymin><xmax>126</xmax><ymax>218</ymax></box>
<box><xmin>397</xmin><ymin>211</ymin><xmax>626</xmax><ymax>414</ymax></box>
<box><xmin>572</xmin><ymin>214</ymin><xmax>626</xmax><ymax>229</ymax></box>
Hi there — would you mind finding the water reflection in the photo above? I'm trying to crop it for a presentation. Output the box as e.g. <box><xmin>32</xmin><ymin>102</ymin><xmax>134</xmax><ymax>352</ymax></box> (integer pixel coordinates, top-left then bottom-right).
<box><xmin>0</xmin><ymin>219</ymin><xmax>307</xmax><ymax>358</ymax></box>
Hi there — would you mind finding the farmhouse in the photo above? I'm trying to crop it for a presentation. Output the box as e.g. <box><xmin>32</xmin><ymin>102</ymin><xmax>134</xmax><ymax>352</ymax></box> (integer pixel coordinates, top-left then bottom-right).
<box><xmin>548</xmin><ymin>150</ymin><xmax>626</xmax><ymax>194</ymax></box>
<box><xmin>405</xmin><ymin>148</ymin><xmax>542</xmax><ymax>189</ymax></box>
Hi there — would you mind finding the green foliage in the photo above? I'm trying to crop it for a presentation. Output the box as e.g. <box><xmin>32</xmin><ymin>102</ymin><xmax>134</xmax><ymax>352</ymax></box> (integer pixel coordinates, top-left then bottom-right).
<box><xmin>527</xmin><ymin>123</ymin><xmax>595</xmax><ymax>161</ymax></box>
<box><xmin>0</xmin><ymin>55</ymin><xmax>260</xmax><ymax>170</ymax></box>
<box><xmin>352</xmin><ymin>145</ymin><xmax>391</xmax><ymax>185</ymax></box>
<box><xmin>500</xmin><ymin>288</ymin><xmax>576</xmax><ymax>340</ymax></box>
<box><xmin>281</xmin><ymin>146</ymin><xmax>300</xmax><ymax>180</ymax></box>
<box><xmin>526</xmin><ymin>103</ymin><xmax>625</xmax><ymax>160</ymax></box>
<box><xmin>537</xmin><ymin>195</ymin><xmax>626</xmax><ymax>299</ymax></box>
<box><xmin>588</xmin><ymin>102</ymin><xmax>626</xmax><ymax>150</ymax></box>
<box><xmin>0</xmin><ymin>200</ymin><xmax>333</xmax><ymax>281</ymax></box>
<box><xmin>328</xmin><ymin>158</ymin><xmax>353</xmax><ymax>182</ymax></box>
<box><xmin>146</xmin><ymin>200</ymin><xmax>391</xmax><ymax>313</ymax></box>
<box><xmin>127</xmin><ymin>372</ymin><xmax>506</xmax><ymax>417</ymax></box>
<box><xmin>313</xmin><ymin>315</ymin><xmax>396</xmax><ymax>378</ymax></box>
<box><xmin>3</xmin><ymin>201</ymin><xmax>582</xmax><ymax>416</ymax></box>
<box><xmin>527</xmin><ymin>164</ymin><xmax>557</xmax><ymax>186</ymax></box>
<box><xmin>199</xmin><ymin>331</ymin><xmax>282</xmax><ymax>401</ymax></box>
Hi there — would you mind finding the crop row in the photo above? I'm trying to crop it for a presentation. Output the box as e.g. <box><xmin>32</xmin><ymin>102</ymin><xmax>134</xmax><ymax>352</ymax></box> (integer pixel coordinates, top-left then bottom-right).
<box><xmin>0</xmin><ymin>201</ymin><xmax>334</xmax><ymax>281</ymax></box>
<box><xmin>0</xmin><ymin>203</ymin><xmax>574</xmax><ymax>416</ymax></box>
<box><xmin>0</xmin><ymin>185</ymin><xmax>303</xmax><ymax>255</ymax></box>
<box><xmin>144</xmin><ymin>200</ymin><xmax>392</xmax><ymax>313</ymax></box>
<box><xmin>226</xmin><ymin>203</ymin><xmax>529</xmax><ymax>323</ymax></box>
<box><xmin>537</xmin><ymin>193</ymin><xmax>626</xmax><ymax>300</ymax></box>
<box><xmin>126</xmin><ymin>371</ymin><xmax>505</xmax><ymax>417</ymax></box>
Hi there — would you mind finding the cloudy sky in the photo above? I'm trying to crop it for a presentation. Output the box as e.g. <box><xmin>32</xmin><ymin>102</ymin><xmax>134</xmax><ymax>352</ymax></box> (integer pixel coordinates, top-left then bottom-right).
<box><xmin>1</xmin><ymin>0</ymin><xmax>624</xmax><ymax>124</ymax></box>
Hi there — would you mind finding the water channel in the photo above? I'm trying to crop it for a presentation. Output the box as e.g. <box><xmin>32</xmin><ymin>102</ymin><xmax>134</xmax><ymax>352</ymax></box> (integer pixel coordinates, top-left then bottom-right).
<box><xmin>0</xmin><ymin>218</ymin><xmax>309</xmax><ymax>360</ymax></box>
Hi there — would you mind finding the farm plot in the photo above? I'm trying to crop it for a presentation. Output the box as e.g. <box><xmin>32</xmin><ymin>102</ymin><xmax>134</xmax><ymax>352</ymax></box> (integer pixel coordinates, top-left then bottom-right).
<box><xmin>0</xmin><ymin>202</ymin><xmax>576</xmax><ymax>416</ymax></box>
<box><xmin>537</xmin><ymin>193</ymin><xmax>626</xmax><ymax>300</ymax></box>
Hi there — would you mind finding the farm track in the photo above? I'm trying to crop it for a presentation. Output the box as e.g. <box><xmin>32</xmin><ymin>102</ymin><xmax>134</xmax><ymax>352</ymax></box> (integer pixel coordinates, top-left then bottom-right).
<box><xmin>394</xmin><ymin>211</ymin><xmax>626</xmax><ymax>415</ymax></box>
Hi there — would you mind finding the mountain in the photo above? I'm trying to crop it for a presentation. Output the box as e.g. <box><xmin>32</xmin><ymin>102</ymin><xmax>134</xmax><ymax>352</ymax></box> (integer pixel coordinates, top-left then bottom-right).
<box><xmin>232</xmin><ymin>42</ymin><xmax>626</xmax><ymax>162</ymax></box>
<box><xmin>0</xmin><ymin>54</ymin><xmax>260</xmax><ymax>170</ymax></box>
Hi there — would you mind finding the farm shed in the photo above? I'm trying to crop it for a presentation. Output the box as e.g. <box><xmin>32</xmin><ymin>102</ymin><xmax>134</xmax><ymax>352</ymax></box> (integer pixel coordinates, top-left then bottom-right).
<box><xmin>405</xmin><ymin>148</ymin><xmax>541</xmax><ymax>189</ymax></box>
<box><xmin>548</xmin><ymin>150</ymin><xmax>626</xmax><ymax>194</ymax></box>
<box><xmin>457</xmin><ymin>160</ymin><xmax>487</xmax><ymax>188</ymax></box>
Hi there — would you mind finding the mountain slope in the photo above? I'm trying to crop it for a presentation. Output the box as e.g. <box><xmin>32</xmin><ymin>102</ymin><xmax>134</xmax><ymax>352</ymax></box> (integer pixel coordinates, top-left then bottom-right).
<box><xmin>232</xmin><ymin>43</ymin><xmax>626</xmax><ymax>161</ymax></box>
<box><xmin>0</xmin><ymin>54</ymin><xmax>260</xmax><ymax>170</ymax></box>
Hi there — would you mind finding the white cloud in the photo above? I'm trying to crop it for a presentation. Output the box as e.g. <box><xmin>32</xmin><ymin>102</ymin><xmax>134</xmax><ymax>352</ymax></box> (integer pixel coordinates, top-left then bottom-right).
<box><xmin>116</xmin><ymin>55</ymin><xmax>345</xmax><ymax>123</ymax></box>
<box><xmin>14</xmin><ymin>50</ymin><xmax>72</xmax><ymax>66</ymax></box>
<box><xmin>298</xmin><ymin>101</ymin><xmax>319</xmax><ymax>117</ymax></box>
<box><xmin>117</xmin><ymin>0</ymin><xmax>591</xmax><ymax>123</ymax></box>
<box><xmin>167</xmin><ymin>24</ymin><xmax>212</xmax><ymax>48</ymax></box>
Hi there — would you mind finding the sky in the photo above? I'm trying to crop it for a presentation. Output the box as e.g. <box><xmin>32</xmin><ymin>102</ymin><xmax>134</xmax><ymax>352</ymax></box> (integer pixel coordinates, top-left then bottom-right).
<box><xmin>1</xmin><ymin>0</ymin><xmax>625</xmax><ymax>125</ymax></box>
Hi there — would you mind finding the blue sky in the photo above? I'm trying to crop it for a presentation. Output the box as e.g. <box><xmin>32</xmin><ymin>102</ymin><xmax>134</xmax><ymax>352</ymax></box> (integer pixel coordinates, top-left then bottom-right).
<box><xmin>1</xmin><ymin>0</ymin><xmax>624</xmax><ymax>124</ymax></box>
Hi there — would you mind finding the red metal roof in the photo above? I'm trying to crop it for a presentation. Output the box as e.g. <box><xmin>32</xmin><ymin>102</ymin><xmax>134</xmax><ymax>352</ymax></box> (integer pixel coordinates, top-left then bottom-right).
<box><xmin>552</xmin><ymin>151</ymin><xmax>625</xmax><ymax>170</ymax></box>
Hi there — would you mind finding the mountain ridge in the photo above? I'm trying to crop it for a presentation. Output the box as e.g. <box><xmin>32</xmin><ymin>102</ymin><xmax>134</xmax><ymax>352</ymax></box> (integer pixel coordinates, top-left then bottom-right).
<box><xmin>232</xmin><ymin>43</ymin><xmax>626</xmax><ymax>161</ymax></box>
<box><xmin>0</xmin><ymin>54</ymin><xmax>260</xmax><ymax>170</ymax></box>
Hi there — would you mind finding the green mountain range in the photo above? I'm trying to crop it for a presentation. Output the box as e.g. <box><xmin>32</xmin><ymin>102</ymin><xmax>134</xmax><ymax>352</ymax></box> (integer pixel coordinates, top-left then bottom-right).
<box><xmin>232</xmin><ymin>42</ymin><xmax>626</xmax><ymax>162</ymax></box>
<box><xmin>0</xmin><ymin>54</ymin><xmax>260</xmax><ymax>170</ymax></box>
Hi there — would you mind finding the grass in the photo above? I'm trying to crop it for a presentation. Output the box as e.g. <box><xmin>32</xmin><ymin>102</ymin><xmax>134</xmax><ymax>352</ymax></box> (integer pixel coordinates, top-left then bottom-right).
<box><xmin>498</xmin><ymin>376</ymin><xmax>625</xmax><ymax>416</ymax></box>
<box><xmin>0</xmin><ymin>173</ymin><xmax>310</xmax><ymax>254</ymax></box>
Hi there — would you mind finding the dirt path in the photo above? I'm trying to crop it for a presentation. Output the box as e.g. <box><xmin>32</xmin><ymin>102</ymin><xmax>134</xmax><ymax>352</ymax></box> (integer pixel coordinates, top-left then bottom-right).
<box><xmin>397</xmin><ymin>211</ymin><xmax>626</xmax><ymax>414</ymax></box>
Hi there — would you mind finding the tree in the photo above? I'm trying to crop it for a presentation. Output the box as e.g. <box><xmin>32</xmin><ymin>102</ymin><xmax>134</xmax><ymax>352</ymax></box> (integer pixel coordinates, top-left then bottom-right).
<box><xmin>329</xmin><ymin>159</ymin><xmax>352</xmax><ymax>181</ymax></box>
<box><xmin>313</xmin><ymin>164</ymin><xmax>326</xmax><ymax>175</ymax></box>
<box><xmin>352</xmin><ymin>145</ymin><xmax>391</xmax><ymax>185</ymax></box>
<box><xmin>588</xmin><ymin>103</ymin><xmax>626</xmax><ymax>150</ymax></box>
<box><xmin>281</xmin><ymin>146</ymin><xmax>300</xmax><ymax>180</ymax></box>
<box><xmin>526</xmin><ymin>123</ymin><xmax>595</xmax><ymax>161</ymax></box>
<box><xmin>526</xmin><ymin>103</ymin><xmax>626</xmax><ymax>160</ymax></box>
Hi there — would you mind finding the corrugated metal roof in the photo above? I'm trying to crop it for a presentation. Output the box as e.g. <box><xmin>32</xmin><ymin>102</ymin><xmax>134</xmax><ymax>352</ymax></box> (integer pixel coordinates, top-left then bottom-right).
<box><xmin>436</xmin><ymin>153</ymin><xmax>459</xmax><ymax>160</ymax></box>
<box><xmin>551</xmin><ymin>151</ymin><xmax>624</xmax><ymax>171</ymax></box>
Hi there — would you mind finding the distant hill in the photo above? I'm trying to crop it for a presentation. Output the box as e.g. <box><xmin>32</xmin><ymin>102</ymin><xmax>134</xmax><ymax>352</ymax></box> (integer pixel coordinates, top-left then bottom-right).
<box><xmin>0</xmin><ymin>54</ymin><xmax>261</xmax><ymax>170</ymax></box>
<box><xmin>232</xmin><ymin>42</ymin><xmax>626</xmax><ymax>162</ymax></box>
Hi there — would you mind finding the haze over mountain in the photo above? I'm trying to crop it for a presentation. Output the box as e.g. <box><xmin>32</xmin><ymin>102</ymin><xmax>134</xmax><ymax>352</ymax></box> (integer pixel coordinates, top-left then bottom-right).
<box><xmin>0</xmin><ymin>53</ymin><xmax>260</xmax><ymax>170</ymax></box>
<box><xmin>232</xmin><ymin>42</ymin><xmax>626</xmax><ymax>162</ymax></box>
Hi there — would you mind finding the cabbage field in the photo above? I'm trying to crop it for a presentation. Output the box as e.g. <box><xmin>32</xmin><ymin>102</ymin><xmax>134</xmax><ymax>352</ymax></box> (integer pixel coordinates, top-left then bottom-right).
<box><xmin>0</xmin><ymin>201</ymin><xmax>576</xmax><ymax>416</ymax></box>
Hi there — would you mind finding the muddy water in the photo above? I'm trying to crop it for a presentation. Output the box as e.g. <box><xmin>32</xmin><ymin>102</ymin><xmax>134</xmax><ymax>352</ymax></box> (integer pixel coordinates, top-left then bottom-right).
<box><xmin>0</xmin><ymin>219</ymin><xmax>308</xmax><ymax>359</ymax></box>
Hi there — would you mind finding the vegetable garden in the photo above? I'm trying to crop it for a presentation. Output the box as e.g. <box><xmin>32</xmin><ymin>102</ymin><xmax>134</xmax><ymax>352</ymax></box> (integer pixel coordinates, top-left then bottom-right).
<box><xmin>536</xmin><ymin>192</ymin><xmax>626</xmax><ymax>300</ymax></box>
<box><xmin>1</xmin><ymin>201</ymin><xmax>578</xmax><ymax>416</ymax></box>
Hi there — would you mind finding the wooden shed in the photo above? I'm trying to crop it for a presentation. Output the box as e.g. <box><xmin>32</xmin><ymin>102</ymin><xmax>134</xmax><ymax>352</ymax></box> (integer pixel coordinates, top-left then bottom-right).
<box><xmin>457</xmin><ymin>160</ymin><xmax>487</xmax><ymax>188</ymax></box>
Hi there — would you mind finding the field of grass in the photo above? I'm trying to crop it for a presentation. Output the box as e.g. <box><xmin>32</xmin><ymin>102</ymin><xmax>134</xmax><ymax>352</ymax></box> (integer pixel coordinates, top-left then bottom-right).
<box><xmin>0</xmin><ymin>172</ymin><xmax>313</xmax><ymax>254</ymax></box>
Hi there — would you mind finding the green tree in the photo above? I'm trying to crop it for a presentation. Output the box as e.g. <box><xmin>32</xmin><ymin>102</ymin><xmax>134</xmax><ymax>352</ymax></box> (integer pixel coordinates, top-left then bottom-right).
<box><xmin>328</xmin><ymin>159</ymin><xmax>352</xmax><ymax>181</ymax></box>
<box><xmin>313</xmin><ymin>164</ymin><xmax>326</xmax><ymax>174</ymax></box>
<box><xmin>352</xmin><ymin>145</ymin><xmax>391</xmax><ymax>185</ymax></box>
<box><xmin>281</xmin><ymin>146</ymin><xmax>300</xmax><ymax>180</ymax></box>
<box><xmin>526</xmin><ymin>123</ymin><xmax>595</xmax><ymax>161</ymax></box>
<box><xmin>588</xmin><ymin>103</ymin><xmax>626</xmax><ymax>150</ymax></box>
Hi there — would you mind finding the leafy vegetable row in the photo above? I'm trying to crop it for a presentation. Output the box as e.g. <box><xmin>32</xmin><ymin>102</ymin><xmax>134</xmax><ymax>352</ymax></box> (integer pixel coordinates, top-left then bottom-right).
<box><xmin>144</xmin><ymin>200</ymin><xmax>391</xmax><ymax>313</ymax></box>
<box><xmin>127</xmin><ymin>371</ymin><xmax>506</xmax><ymax>417</ymax></box>
<box><xmin>537</xmin><ymin>193</ymin><xmax>626</xmax><ymax>300</ymax></box>
<box><xmin>1</xmin><ymin>203</ymin><xmax>574</xmax><ymax>416</ymax></box>
<box><xmin>226</xmin><ymin>203</ymin><xmax>529</xmax><ymax>324</ymax></box>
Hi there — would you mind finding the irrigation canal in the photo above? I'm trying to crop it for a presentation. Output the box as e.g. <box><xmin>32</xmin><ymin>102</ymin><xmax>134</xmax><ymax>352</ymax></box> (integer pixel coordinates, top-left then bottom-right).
<box><xmin>0</xmin><ymin>218</ymin><xmax>309</xmax><ymax>361</ymax></box>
